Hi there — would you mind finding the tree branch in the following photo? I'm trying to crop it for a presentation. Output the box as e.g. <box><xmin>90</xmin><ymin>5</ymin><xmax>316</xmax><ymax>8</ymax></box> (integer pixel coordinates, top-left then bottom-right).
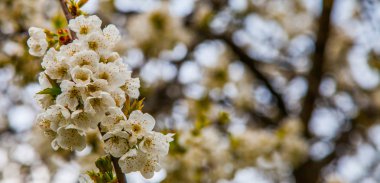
<box><xmin>299</xmin><ymin>0</ymin><xmax>335</xmax><ymax>138</ymax></box>
<box><xmin>218</xmin><ymin>34</ymin><xmax>288</xmax><ymax>118</ymax></box>
<box><xmin>294</xmin><ymin>0</ymin><xmax>335</xmax><ymax>182</ymax></box>
<box><xmin>57</xmin><ymin>0</ymin><xmax>77</xmax><ymax>39</ymax></box>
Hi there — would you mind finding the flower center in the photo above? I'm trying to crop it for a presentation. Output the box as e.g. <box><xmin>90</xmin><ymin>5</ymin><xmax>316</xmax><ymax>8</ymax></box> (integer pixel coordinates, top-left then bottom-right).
<box><xmin>69</xmin><ymin>88</ymin><xmax>79</xmax><ymax>98</ymax></box>
<box><xmin>79</xmin><ymin>26</ymin><xmax>89</xmax><ymax>35</ymax></box>
<box><xmin>79</xmin><ymin>58</ymin><xmax>91</xmax><ymax>67</ymax></box>
<box><xmin>132</xmin><ymin>124</ymin><xmax>142</xmax><ymax>133</ymax></box>
<box><xmin>88</xmin><ymin>41</ymin><xmax>98</xmax><ymax>50</ymax></box>
<box><xmin>98</xmin><ymin>72</ymin><xmax>109</xmax><ymax>80</ymax></box>
<box><xmin>76</xmin><ymin>72</ymin><xmax>89</xmax><ymax>81</ymax></box>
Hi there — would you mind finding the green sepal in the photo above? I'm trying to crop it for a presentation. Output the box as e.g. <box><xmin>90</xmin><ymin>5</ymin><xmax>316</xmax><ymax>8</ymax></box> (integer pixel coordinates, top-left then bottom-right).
<box><xmin>37</xmin><ymin>87</ymin><xmax>62</xmax><ymax>97</ymax></box>
<box><xmin>36</xmin><ymin>74</ymin><xmax>62</xmax><ymax>98</ymax></box>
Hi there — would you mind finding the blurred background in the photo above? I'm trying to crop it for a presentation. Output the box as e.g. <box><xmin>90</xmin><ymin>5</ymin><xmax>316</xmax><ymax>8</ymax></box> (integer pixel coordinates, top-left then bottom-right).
<box><xmin>1</xmin><ymin>0</ymin><xmax>380</xmax><ymax>182</ymax></box>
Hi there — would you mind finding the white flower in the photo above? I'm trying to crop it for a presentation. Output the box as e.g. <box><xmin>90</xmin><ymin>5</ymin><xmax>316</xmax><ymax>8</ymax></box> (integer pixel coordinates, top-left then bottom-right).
<box><xmin>109</xmin><ymin>87</ymin><xmax>126</xmax><ymax>107</ymax></box>
<box><xmin>68</xmin><ymin>15</ymin><xmax>102</xmax><ymax>38</ymax></box>
<box><xmin>70</xmin><ymin>50</ymin><xmax>99</xmax><ymax>72</ymax></box>
<box><xmin>27</xmin><ymin>37</ymin><xmax>48</xmax><ymax>57</ymax></box>
<box><xmin>59</xmin><ymin>40</ymin><xmax>82</xmax><ymax>57</ymax></box>
<box><xmin>139</xmin><ymin>132</ymin><xmax>174</xmax><ymax>156</ymax></box>
<box><xmin>84</xmin><ymin>91</ymin><xmax>116</xmax><ymax>118</ymax></box>
<box><xmin>122</xmin><ymin>77</ymin><xmax>140</xmax><ymax>99</ymax></box>
<box><xmin>27</xmin><ymin>27</ymin><xmax>48</xmax><ymax>57</ymax></box>
<box><xmin>94</xmin><ymin>63</ymin><xmax>125</xmax><ymax>88</ymax></box>
<box><xmin>102</xmin><ymin>129</ymin><xmax>130</xmax><ymax>157</ymax></box>
<box><xmin>38</xmin><ymin>72</ymin><xmax>52</xmax><ymax>89</ymax></box>
<box><xmin>83</xmin><ymin>32</ymin><xmax>109</xmax><ymax>53</ymax></box>
<box><xmin>34</xmin><ymin>94</ymin><xmax>54</xmax><ymax>110</ymax></box>
<box><xmin>123</xmin><ymin>110</ymin><xmax>155</xmax><ymax>144</ymax></box>
<box><xmin>35</xmin><ymin>73</ymin><xmax>54</xmax><ymax>109</ymax></box>
<box><xmin>53</xmin><ymin>125</ymin><xmax>86</xmax><ymax>151</ymax></box>
<box><xmin>56</xmin><ymin>80</ymin><xmax>81</xmax><ymax>111</ymax></box>
<box><xmin>102</xmin><ymin>107</ymin><xmax>126</xmax><ymax>129</ymax></box>
<box><xmin>99</xmin><ymin>51</ymin><xmax>120</xmax><ymax>64</ymax></box>
<box><xmin>44</xmin><ymin>104</ymin><xmax>71</xmax><ymax>131</ymax></box>
<box><xmin>44</xmin><ymin>57</ymin><xmax>71</xmax><ymax>81</ymax></box>
<box><xmin>29</xmin><ymin>27</ymin><xmax>46</xmax><ymax>39</ymax></box>
<box><xmin>119</xmin><ymin>149</ymin><xmax>160</xmax><ymax>179</ymax></box>
<box><xmin>71</xmin><ymin>110</ymin><xmax>99</xmax><ymax>130</ymax></box>
<box><xmin>81</xmin><ymin>79</ymin><xmax>108</xmax><ymax>99</ymax></box>
<box><xmin>103</xmin><ymin>24</ymin><xmax>120</xmax><ymax>47</ymax></box>
<box><xmin>42</xmin><ymin>48</ymin><xmax>59</xmax><ymax>69</ymax></box>
<box><xmin>71</xmin><ymin>66</ymin><xmax>93</xmax><ymax>87</ymax></box>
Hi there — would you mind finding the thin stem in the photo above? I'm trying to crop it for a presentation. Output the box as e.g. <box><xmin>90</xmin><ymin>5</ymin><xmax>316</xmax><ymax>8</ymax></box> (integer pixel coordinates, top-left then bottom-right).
<box><xmin>57</xmin><ymin>0</ymin><xmax>77</xmax><ymax>39</ymax></box>
<box><xmin>111</xmin><ymin>156</ymin><xmax>127</xmax><ymax>183</ymax></box>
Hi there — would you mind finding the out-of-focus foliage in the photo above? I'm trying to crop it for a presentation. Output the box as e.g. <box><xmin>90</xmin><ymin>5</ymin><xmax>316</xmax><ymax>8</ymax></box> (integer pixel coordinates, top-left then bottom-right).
<box><xmin>2</xmin><ymin>0</ymin><xmax>380</xmax><ymax>182</ymax></box>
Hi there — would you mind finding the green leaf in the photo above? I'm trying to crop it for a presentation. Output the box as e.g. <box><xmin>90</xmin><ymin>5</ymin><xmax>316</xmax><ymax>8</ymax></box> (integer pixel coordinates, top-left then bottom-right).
<box><xmin>37</xmin><ymin>87</ymin><xmax>62</xmax><ymax>97</ymax></box>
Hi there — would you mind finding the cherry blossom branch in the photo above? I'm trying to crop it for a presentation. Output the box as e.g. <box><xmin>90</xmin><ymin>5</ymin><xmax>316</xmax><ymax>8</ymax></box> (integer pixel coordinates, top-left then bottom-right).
<box><xmin>57</xmin><ymin>0</ymin><xmax>77</xmax><ymax>39</ymax></box>
<box><xmin>56</xmin><ymin>1</ymin><xmax>125</xmax><ymax>182</ymax></box>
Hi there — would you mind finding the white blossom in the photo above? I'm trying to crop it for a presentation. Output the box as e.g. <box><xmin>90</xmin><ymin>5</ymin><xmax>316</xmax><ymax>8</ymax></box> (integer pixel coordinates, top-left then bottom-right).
<box><xmin>103</xmin><ymin>129</ymin><xmax>130</xmax><ymax>157</ymax></box>
<box><xmin>30</xmin><ymin>15</ymin><xmax>172</xmax><ymax>178</ymax></box>
<box><xmin>44</xmin><ymin>57</ymin><xmax>71</xmax><ymax>81</ymax></box>
<box><xmin>54</xmin><ymin>125</ymin><xmax>86</xmax><ymax>151</ymax></box>
<box><xmin>35</xmin><ymin>73</ymin><xmax>54</xmax><ymax>109</ymax></box>
<box><xmin>44</xmin><ymin>104</ymin><xmax>71</xmax><ymax>131</ymax></box>
<box><xmin>60</xmin><ymin>40</ymin><xmax>82</xmax><ymax>57</ymax></box>
<box><xmin>94</xmin><ymin>62</ymin><xmax>125</xmax><ymax>88</ymax></box>
<box><xmin>109</xmin><ymin>87</ymin><xmax>126</xmax><ymax>107</ymax></box>
<box><xmin>119</xmin><ymin>149</ymin><xmax>161</xmax><ymax>179</ymax></box>
<box><xmin>70</xmin><ymin>50</ymin><xmax>99</xmax><ymax>72</ymax></box>
<box><xmin>27</xmin><ymin>27</ymin><xmax>48</xmax><ymax>56</ymax></box>
<box><xmin>68</xmin><ymin>15</ymin><xmax>102</xmax><ymax>38</ymax></box>
<box><xmin>83</xmin><ymin>32</ymin><xmax>109</xmax><ymax>53</ymax></box>
<box><xmin>102</xmin><ymin>107</ymin><xmax>126</xmax><ymax>129</ymax></box>
<box><xmin>84</xmin><ymin>91</ymin><xmax>116</xmax><ymax>119</ymax></box>
<box><xmin>42</xmin><ymin>48</ymin><xmax>59</xmax><ymax>69</ymax></box>
<box><xmin>71</xmin><ymin>66</ymin><xmax>93</xmax><ymax>87</ymax></box>
<box><xmin>139</xmin><ymin>132</ymin><xmax>174</xmax><ymax>156</ymax></box>
<box><xmin>81</xmin><ymin>79</ymin><xmax>108</xmax><ymax>99</ymax></box>
<box><xmin>56</xmin><ymin>80</ymin><xmax>81</xmax><ymax>111</ymax></box>
<box><xmin>122</xmin><ymin>77</ymin><xmax>140</xmax><ymax>99</ymax></box>
<box><xmin>103</xmin><ymin>24</ymin><xmax>121</xmax><ymax>47</ymax></box>
<box><xmin>71</xmin><ymin>109</ymin><xmax>98</xmax><ymax>130</ymax></box>
<box><xmin>123</xmin><ymin>110</ymin><xmax>155</xmax><ymax>144</ymax></box>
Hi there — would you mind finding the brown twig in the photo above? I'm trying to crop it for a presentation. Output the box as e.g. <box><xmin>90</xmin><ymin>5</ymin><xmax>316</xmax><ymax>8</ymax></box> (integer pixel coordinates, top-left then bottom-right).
<box><xmin>57</xmin><ymin>0</ymin><xmax>77</xmax><ymax>39</ymax></box>
<box><xmin>294</xmin><ymin>0</ymin><xmax>335</xmax><ymax>182</ymax></box>
<box><xmin>111</xmin><ymin>156</ymin><xmax>127</xmax><ymax>183</ymax></box>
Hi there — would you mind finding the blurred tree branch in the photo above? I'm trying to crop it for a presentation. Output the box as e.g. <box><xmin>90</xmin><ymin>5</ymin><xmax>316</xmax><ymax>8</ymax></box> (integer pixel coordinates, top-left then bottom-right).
<box><xmin>299</xmin><ymin>0</ymin><xmax>335</xmax><ymax>138</ymax></box>
<box><xmin>294</xmin><ymin>0</ymin><xmax>335</xmax><ymax>182</ymax></box>
<box><xmin>217</xmin><ymin>34</ymin><xmax>288</xmax><ymax>118</ymax></box>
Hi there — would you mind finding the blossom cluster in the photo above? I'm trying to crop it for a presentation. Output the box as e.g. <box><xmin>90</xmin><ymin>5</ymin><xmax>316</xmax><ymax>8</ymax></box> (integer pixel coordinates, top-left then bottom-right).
<box><xmin>164</xmin><ymin>118</ymin><xmax>308</xmax><ymax>182</ymax></box>
<box><xmin>29</xmin><ymin>15</ymin><xmax>173</xmax><ymax>178</ymax></box>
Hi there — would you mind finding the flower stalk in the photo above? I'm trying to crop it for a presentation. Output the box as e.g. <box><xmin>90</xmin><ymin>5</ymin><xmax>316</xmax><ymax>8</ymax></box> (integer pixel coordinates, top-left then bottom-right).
<box><xmin>58</xmin><ymin>0</ymin><xmax>77</xmax><ymax>39</ymax></box>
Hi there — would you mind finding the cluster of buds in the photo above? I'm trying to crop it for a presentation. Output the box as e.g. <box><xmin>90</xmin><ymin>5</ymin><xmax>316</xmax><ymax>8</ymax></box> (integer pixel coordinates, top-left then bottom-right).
<box><xmin>29</xmin><ymin>14</ymin><xmax>173</xmax><ymax>179</ymax></box>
